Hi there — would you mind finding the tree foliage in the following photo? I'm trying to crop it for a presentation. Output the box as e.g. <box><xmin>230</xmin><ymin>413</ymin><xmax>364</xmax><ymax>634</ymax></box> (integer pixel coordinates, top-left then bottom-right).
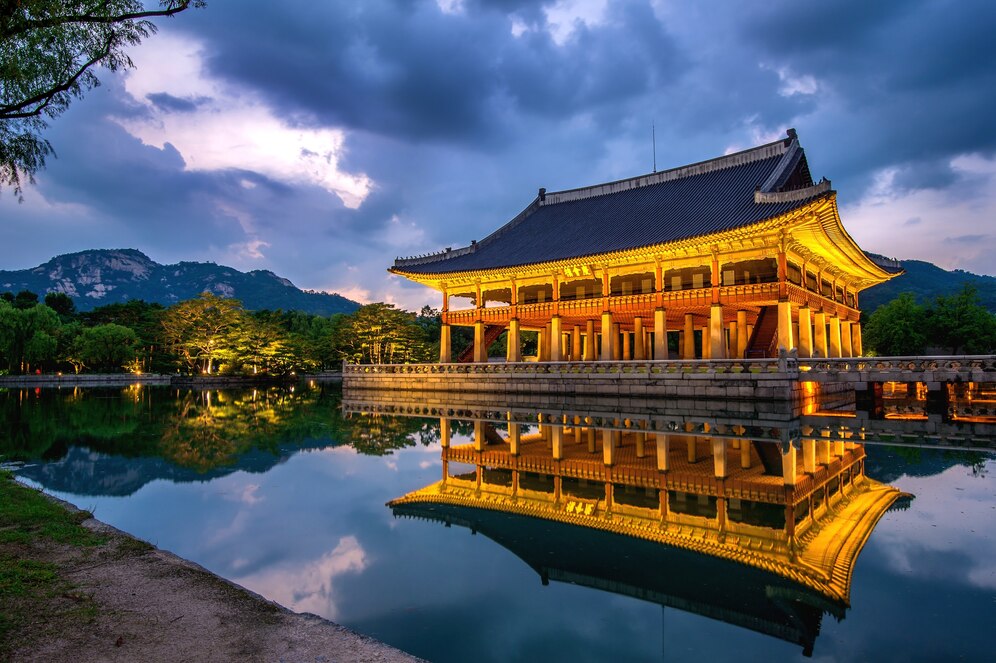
<box><xmin>161</xmin><ymin>292</ymin><xmax>242</xmax><ymax>374</ymax></box>
<box><xmin>864</xmin><ymin>285</ymin><xmax>996</xmax><ymax>356</ymax></box>
<box><xmin>925</xmin><ymin>285</ymin><xmax>996</xmax><ymax>355</ymax></box>
<box><xmin>0</xmin><ymin>1</ymin><xmax>205</xmax><ymax>196</ymax></box>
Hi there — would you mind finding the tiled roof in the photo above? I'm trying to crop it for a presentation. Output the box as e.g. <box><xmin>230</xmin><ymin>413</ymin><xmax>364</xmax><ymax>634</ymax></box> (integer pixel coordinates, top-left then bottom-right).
<box><xmin>394</xmin><ymin>131</ymin><xmax>828</xmax><ymax>275</ymax></box>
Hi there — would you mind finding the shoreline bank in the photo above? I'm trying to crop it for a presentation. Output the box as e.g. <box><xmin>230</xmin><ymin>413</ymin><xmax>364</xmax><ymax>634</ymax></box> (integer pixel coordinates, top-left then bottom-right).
<box><xmin>0</xmin><ymin>476</ymin><xmax>421</xmax><ymax>662</ymax></box>
<box><xmin>0</xmin><ymin>372</ymin><xmax>342</xmax><ymax>388</ymax></box>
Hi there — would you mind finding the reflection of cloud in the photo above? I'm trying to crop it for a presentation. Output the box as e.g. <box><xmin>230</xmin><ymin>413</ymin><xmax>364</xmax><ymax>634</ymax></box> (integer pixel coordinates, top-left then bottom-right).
<box><xmin>220</xmin><ymin>482</ymin><xmax>264</xmax><ymax>506</ymax></box>
<box><xmin>236</xmin><ymin>535</ymin><xmax>368</xmax><ymax>619</ymax></box>
<box><xmin>874</xmin><ymin>463</ymin><xmax>996</xmax><ymax>591</ymax></box>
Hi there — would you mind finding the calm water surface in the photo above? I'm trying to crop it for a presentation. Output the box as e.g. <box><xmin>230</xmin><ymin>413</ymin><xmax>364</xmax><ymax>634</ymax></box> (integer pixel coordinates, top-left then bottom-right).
<box><xmin>2</xmin><ymin>384</ymin><xmax>993</xmax><ymax>662</ymax></box>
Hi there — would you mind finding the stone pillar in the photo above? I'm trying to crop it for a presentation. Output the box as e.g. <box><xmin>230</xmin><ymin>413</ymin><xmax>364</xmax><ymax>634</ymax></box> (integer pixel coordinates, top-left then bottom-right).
<box><xmin>712</xmin><ymin>438</ymin><xmax>727</xmax><ymax>478</ymax></box>
<box><xmin>782</xmin><ymin>444</ymin><xmax>797</xmax><ymax>486</ymax></box>
<box><xmin>777</xmin><ymin>300</ymin><xmax>794</xmax><ymax>352</ymax></box>
<box><xmin>803</xmin><ymin>439</ymin><xmax>816</xmax><ymax>473</ymax></box>
<box><xmin>622</xmin><ymin>329</ymin><xmax>631</xmax><ymax>360</ymax></box>
<box><xmin>740</xmin><ymin>440</ymin><xmax>751</xmax><ymax>468</ymax></box>
<box><xmin>439</xmin><ymin>324</ymin><xmax>452</xmax><ymax>363</ymax></box>
<box><xmin>508</xmin><ymin>422</ymin><xmax>521</xmax><ymax>456</ymax></box>
<box><xmin>633</xmin><ymin>317</ymin><xmax>645</xmax><ymax>360</ymax></box>
<box><xmin>728</xmin><ymin>320</ymin><xmax>738</xmax><ymax>361</ymax></box>
<box><xmin>813</xmin><ymin>311</ymin><xmax>828</xmax><ymax>358</ymax></box>
<box><xmin>550</xmin><ymin>316</ymin><xmax>563</xmax><ymax>361</ymax></box>
<box><xmin>655</xmin><ymin>434</ymin><xmax>670</xmax><ymax>471</ymax></box>
<box><xmin>584</xmin><ymin>320</ymin><xmax>596</xmax><ymax>360</ymax></box>
<box><xmin>602</xmin><ymin>429</ymin><xmax>615</xmax><ymax>466</ymax></box>
<box><xmin>709</xmin><ymin>304</ymin><xmax>726</xmax><ymax>359</ymax></box>
<box><xmin>797</xmin><ymin>306</ymin><xmax>813</xmax><ymax>358</ymax></box>
<box><xmin>507</xmin><ymin>319</ymin><xmax>522</xmax><ymax>362</ymax></box>
<box><xmin>829</xmin><ymin>316</ymin><xmax>842</xmax><ymax>358</ymax></box>
<box><xmin>841</xmin><ymin>321</ymin><xmax>853</xmax><ymax>358</ymax></box>
<box><xmin>572</xmin><ymin>325</ymin><xmax>582</xmax><ymax>361</ymax></box>
<box><xmin>612</xmin><ymin>323</ymin><xmax>622</xmax><ymax>360</ymax></box>
<box><xmin>474</xmin><ymin>321</ymin><xmax>487</xmax><ymax>363</ymax></box>
<box><xmin>440</xmin><ymin>418</ymin><xmax>451</xmax><ymax>448</ymax></box>
<box><xmin>654</xmin><ymin>308</ymin><xmax>667</xmax><ymax>360</ymax></box>
<box><xmin>683</xmin><ymin>314</ymin><xmax>695</xmax><ymax>359</ymax></box>
<box><xmin>834</xmin><ymin>440</ymin><xmax>845</xmax><ymax>457</ymax></box>
<box><xmin>601</xmin><ymin>312</ymin><xmax>614</xmax><ymax>360</ymax></box>
<box><xmin>586</xmin><ymin>427</ymin><xmax>596</xmax><ymax>453</ymax></box>
<box><xmin>473</xmin><ymin>420</ymin><xmax>485</xmax><ymax>451</ymax></box>
<box><xmin>853</xmin><ymin>322</ymin><xmax>863</xmax><ymax>357</ymax></box>
<box><xmin>687</xmin><ymin>438</ymin><xmax>698</xmax><ymax>463</ymax></box>
<box><xmin>551</xmin><ymin>426</ymin><xmax>563</xmax><ymax>460</ymax></box>
<box><xmin>817</xmin><ymin>439</ymin><xmax>831</xmax><ymax>465</ymax></box>
<box><xmin>635</xmin><ymin>431</ymin><xmax>646</xmax><ymax>458</ymax></box>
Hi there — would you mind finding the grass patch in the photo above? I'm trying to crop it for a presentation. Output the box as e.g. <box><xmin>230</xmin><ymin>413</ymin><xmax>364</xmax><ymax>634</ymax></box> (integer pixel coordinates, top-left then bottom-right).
<box><xmin>0</xmin><ymin>472</ymin><xmax>105</xmax><ymax>656</ymax></box>
<box><xmin>0</xmin><ymin>471</ymin><xmax>105</xmax><ymax>547</ymax></box>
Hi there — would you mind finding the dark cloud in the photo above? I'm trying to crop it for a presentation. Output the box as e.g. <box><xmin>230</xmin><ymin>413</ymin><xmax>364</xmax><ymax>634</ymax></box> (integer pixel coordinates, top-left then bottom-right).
<box><xmin>145</xmin><ymin>92</ymin><xmax>210</xmax><ymax>113</ymax></box>
<box><xmin>5</xmin><ymin>0</ymin><xmax>996</xmax><ymax>299</ymax></box>
<box><xmin>943</xmin><ymin>234</ymin><xmax>989</xmax><ymax>244</ymax></box>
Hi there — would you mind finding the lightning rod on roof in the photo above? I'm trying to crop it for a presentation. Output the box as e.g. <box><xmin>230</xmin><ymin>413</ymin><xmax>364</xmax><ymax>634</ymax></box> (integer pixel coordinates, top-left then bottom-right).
<box><xmin>652</xmin><ymin>121</ymin><xmax>657</xmax><ymax>173</ymax></box>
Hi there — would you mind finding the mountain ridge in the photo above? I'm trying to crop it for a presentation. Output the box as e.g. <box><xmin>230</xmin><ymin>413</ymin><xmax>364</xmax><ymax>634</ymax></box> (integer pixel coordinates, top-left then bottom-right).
<box><xmin>0</xmin><ymin>249</ymin><xmax>360</xmax><ymax>316</ymax></box>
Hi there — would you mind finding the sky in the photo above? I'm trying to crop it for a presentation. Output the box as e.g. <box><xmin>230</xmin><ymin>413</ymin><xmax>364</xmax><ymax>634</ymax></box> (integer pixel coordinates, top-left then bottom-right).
<box><xmin>3</xmin><ymin>0</ymin><xmax>995</xmax><ymax>310</ymax></box>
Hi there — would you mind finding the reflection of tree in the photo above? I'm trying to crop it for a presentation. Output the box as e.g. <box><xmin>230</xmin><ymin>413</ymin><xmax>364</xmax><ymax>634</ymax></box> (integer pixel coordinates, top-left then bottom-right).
<box><xmin>0</xmin><ymin>384</ymin><xmax>440</xmax><ymax>472</ymax></box>
<box><xmin>336</xmin><ymin>413</ymin><xmax>437</xmax><ymax>456</ymax></box>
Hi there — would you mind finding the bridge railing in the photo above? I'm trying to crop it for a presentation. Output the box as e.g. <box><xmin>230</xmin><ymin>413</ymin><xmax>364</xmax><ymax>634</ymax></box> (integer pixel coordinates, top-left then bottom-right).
<box><xmin>796</xmin><ymin>355</ymin><xmax>996</xmax><ymax>381</ymax></box>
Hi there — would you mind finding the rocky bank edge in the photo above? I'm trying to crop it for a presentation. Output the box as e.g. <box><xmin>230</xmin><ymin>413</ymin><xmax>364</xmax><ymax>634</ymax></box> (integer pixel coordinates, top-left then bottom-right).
<box><xmin>10</xmin><ymin>488</ymin><xmax>424</xmax><ymax>663</ymax></box>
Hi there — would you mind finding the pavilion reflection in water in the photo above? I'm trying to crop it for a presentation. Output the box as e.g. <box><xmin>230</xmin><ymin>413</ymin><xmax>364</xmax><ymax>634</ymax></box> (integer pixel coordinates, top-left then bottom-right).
<box><xmin>382</xmin><ymin>405</ymin><xmax>908</xmax><ymax>656</ymax></box>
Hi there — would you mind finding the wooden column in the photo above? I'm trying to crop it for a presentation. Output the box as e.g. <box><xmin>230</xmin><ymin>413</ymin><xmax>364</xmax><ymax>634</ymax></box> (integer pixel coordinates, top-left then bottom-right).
<box><xmin>853</xmin><ymin>322</ymin><xmax>863</xmax><ymax>357</ymax></box>
<box><xmin>572</xmin><ymin>325</ymin><xmax>582</xmax><ymax>361</ymax></box>
<box><xmin>841</xmin><ymin>320</ymin><xmax>853</xmax><ymax>358</ymax></box>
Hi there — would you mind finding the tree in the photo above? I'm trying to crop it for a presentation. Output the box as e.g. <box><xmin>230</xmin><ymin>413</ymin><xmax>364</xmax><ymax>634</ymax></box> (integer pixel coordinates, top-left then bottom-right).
<box><xmin>0</xmin><ymin>299</ymin><xmax>60</xmax><ymax>372</ymax></box>
<box><xmin>44</xmin><ymin>291</ymin><xmax>76</xmax><ymax>320</ymax></box>
<box><xmin>1</xmin><ymin>1</ymin><xmax>205</xmax><ymax>197</ymax></box>
<box><xmin>925</xmin><ymin>285</ymin><xmax>996</xmax><ymax>354</ymax></box>
<box><xmin>161</xmin><ymin>292</ymin><xmax>242</xmax><ymax>373</ymax></box>
<box><xmin>74</xmin><ymin>322</ymin><xmax>138</xmax><ymax>372</ymax></box>
<box><xmin>864</xmin><ymin>293</ymin><xmax>927</xmax><ymax>356</ymax></box>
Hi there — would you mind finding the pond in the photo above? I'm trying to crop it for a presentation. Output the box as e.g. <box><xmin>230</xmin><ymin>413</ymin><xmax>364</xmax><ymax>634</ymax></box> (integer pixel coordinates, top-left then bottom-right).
<box><xmin>2</xmin><ymin>383</ymin><xmax>993</xmax><ymax>662</ymax></box>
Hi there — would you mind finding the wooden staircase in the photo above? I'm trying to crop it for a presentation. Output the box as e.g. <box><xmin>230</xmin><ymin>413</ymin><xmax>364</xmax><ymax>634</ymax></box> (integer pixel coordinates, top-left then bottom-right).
<box><xmin>456</xmin><ymin>324</ymin><xmax>505</xmax><ymax>363</ymax></box>
<box><xmin>744</xmin><ymin>306</ymin><xmax>779</xmax><ymax>358</ymax></box>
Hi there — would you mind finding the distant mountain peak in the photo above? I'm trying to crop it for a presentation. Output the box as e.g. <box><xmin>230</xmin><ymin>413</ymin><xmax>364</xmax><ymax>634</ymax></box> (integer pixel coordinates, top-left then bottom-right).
<box><xmin>0</xmin><ymin>249</ymin><xmax>360</xmax><ymax>315</ymax></box>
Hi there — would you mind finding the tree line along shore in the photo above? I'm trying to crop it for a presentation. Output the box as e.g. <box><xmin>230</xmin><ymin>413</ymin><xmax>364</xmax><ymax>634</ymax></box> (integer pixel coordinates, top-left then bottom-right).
<box><xmin>1</xmin><ymin>285</ymin><xmax>993</xmax><ymax>378</ymax></box>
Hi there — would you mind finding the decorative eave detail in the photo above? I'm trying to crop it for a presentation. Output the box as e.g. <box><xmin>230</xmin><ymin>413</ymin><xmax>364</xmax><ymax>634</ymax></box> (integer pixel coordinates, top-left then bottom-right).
<box><xmin>755</xmin><ymin>178</ymin><xmax>831</xmax><ymax>204</ymax></box>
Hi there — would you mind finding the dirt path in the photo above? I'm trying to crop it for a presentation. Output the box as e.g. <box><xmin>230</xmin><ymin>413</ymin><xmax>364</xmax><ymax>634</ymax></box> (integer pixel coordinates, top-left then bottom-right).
<box><xmin>6</xmin><ymin>494</ymin><xmax>423</xmax><ymax>663</ymax></box>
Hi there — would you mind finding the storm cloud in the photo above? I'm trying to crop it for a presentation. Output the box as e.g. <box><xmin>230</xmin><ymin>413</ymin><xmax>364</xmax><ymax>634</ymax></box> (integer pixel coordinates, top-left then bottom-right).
<box><xmin>3</xmin><ymin>0</ymin><xmax>995</xmax><ymax>307</ymax></box>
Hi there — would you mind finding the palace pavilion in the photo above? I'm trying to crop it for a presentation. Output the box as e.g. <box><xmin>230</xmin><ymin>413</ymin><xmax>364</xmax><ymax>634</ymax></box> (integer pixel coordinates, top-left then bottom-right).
<box><xmin>391</xmin><ymin>129</ymin><xmax>900</xmax><ymax>363</ymax></box>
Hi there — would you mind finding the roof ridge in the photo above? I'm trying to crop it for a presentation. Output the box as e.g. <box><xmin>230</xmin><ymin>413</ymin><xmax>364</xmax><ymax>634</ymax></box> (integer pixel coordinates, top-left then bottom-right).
<box><xmin>540</xmin><ymin>132</ymin><xmax>794</xmax><ymax>206</ymax></box>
